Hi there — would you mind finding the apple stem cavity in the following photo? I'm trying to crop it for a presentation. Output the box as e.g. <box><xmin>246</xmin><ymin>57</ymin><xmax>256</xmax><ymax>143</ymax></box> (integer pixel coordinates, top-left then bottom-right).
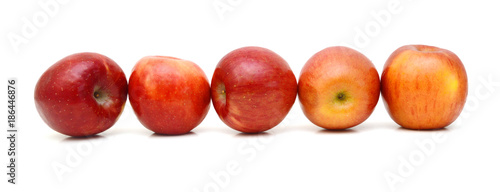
<box><xmin>217</xmin><ymin>83</ymin><xmax>226</xmax><ymax>103</ymax></box>
<box><xmin>93</xmin><ymin>87</ymin><xmax>109</xmax><ymax>105</ymax></box>
<box><xmin>334</xmin><ymin>91</ymin><xmax>349</xmax><ymax>104</ymax></box>
<box><xmin>337</xmin><ymin>93</ymin><xmax>345</xmax><ymax>100</ymax></box>
<box><xmin>414</xmin><ymin>45</ymin><xmax>440</xmax><ymax>53</ymax></box>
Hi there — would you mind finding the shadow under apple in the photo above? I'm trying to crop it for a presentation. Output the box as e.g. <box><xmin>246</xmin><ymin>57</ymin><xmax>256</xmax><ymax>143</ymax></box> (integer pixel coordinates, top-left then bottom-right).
<box><xmin>316</xmin><ymin>129</ymin><xmax>358</xmax><ymax>134</ymax></box>
<box><xmin>234</xmin><ymin>132</ymin><xmax>272</xmax><ymax>138</ymax></box>
<box><xmin>149</xmin><ymin>131</ymin><xmax>198</xmax><ymax>138</ymax></box>
<box><xmin>61</xmin><ymin>135</ymin><xmax>106</xmax><ymax>143</ymax></box>
<box><xmin>397</xmin><ymin>127</ymin><xmax>449</xmax><ymax>132</ymax></box>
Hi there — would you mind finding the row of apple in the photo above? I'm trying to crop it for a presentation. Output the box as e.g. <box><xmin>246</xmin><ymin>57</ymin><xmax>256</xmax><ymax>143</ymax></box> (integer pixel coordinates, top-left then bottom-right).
<box><xmin>34</xmin><ymin>45</ymin><xmax>468</xmax><ymax>137</ymax></box>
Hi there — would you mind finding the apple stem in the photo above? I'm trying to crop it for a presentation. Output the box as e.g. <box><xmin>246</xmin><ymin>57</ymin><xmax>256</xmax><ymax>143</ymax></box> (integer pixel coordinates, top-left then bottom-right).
<box><xmin>337</xmin><ymin>93</ymin><xmax>345</xmax><ymax>101</ymax></box>
<box><xmin>217</xmin><ymin>83</ymin><xmax>226</xmax><ymax>101</ymax></box>
<box><xmin>93</xmin><ymin>87</ymin><xmax>109</xmax><ymax>105</ymax></box>
<box><xmin>94</xmin><ymin>91</ymin><xmax>101</xmax><ymax>99</ymax></box>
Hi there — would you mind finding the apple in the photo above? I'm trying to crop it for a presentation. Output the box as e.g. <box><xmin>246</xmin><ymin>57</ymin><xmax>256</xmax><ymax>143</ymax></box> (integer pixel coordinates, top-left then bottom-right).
<box><xmin>34</xmin><ymin>52</ymin><xmax>128</xmax><ymax>137</ymax></box>
<box><xmin>298</xmin><ymin>46</ymin><xmax>380</xmax><ymax>129</ymax></box>
<box><xmin>381</xmin><ymin>45</ymin><xmax>468</xmax><ymax>129</ymax></box>
<box><xmin>211</xmin><ymin>46</ymin><xmax>297</xmax><ymax>133</ymax></box>
<box><xmin>129</xmin><ymin>56</ymin><xmax>210</xmax><ymax>135</ymax></box>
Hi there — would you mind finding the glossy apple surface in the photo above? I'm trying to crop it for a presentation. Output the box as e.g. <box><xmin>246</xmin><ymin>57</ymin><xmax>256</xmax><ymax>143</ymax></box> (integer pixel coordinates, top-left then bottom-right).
<box><xmin>381</xmin><ymin>45</ymin><xmax>468</xmax><ymax>129</ymax></box>
<box><xmin>298</xmin><ymin>46</ymin><xmax>380</xmax><ymax>129</ymax></box>
<box><xmin>211</xmin><ymin>46</ymin><xmax>297</xmax><ymax>133</ymax></box>
<box><xmin>129</xmin><ymin>56</ymin><xmax>210</xmax><ymax>135</ymax></box>
<box><xmin>34</xmin><ymin>52</ymin><xmax>128</xmax><ymax>137</ymax></box>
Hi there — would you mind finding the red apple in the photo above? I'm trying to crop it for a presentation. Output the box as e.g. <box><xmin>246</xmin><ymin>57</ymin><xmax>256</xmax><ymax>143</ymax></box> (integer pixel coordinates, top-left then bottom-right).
<box><xmin>34</xmin><ymin>52</ymin><xmax>128</xmax><ymax>137</ymax></box>
<box><xmin>211</xmin><ymin>46</ymin><xmax>297</xmax><ymax>133</ymax></box>
<box><xmin>381</xmin><ymin>45</ymin><xmax>468</xmax><ymax>129</ymax></box>
<box><xmin>298</xmin><ymin>46</ymin><xmax>380</xmax><ymax>129</ymax></box>
<box><xmin>129</xmin><ymin>56</ymin><xmax>210</xmax><ymax>135</ymax></box>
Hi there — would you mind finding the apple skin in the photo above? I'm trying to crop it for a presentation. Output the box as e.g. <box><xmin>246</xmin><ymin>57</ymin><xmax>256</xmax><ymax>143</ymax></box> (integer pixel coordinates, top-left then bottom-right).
<box><xmin>129</xmin><ymin>56</ymin><xmax>210</xmax><ymax>135</ymax></box>
<box><xmin>34</xmin><ymin>52</ymin><xmax>128</xmax><ymax>137</ymax></box>
<box><xmin>381</xmin><ymin>45</ymin><xmax>468</xmax><ymax>129</ymax></box>
<box><xmin>211</xmin><ymin>46</ymin><xmax>297</xmax><ymax>133</ymax></box>
<box><xmin>298</xmin><ymin>46</ymin><xmax>380</xmax><ymax>129</ymax></box>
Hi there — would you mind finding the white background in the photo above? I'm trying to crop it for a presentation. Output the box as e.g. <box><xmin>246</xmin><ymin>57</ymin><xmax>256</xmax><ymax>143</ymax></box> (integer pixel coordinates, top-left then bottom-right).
<box><xmin>1</xmin><ymin>0</ymin><xmax>499</xmax><ymax>191</ymax></box>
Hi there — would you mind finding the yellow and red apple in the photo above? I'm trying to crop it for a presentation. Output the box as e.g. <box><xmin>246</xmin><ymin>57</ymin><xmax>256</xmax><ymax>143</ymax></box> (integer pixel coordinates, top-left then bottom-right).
<box><xmin>381</xmin><ymin>45</ymin><xmax>468</xmax><ymax>129</ymax></box>
<box><xmin>298</xmin><ymin>46</ymin><xmax>380</xmax><ymax>129</ymax></box>
<box><xmin>129</xmin><ymin>56</ymin><xmax>210</xmax><ymax>135</ymax></box>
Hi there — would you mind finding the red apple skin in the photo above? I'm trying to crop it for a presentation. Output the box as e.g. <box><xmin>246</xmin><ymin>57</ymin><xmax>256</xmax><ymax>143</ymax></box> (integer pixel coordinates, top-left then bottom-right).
<box><xmin>381</xmin><ymin>45</ymin><xmax>468</xmax><ymax>129</ymax></box>
<box><xmin>34</xmin><ymin>52</ymin><xmax>128</xmax><ymax>137</ymax></box>
<box><xmin>298</xmin><ymin>46</ymin><xmax>380</xmax><ymax>129</ymax></box>
<box><xmin>129</xmin><ymin>56</ymin><xmax>210</xmax><ymax>135</ymax></box>
<box><xmin>211</xmin><ymin>46</ymin><xmax>297</xmax><ymax>133</ymax></box>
